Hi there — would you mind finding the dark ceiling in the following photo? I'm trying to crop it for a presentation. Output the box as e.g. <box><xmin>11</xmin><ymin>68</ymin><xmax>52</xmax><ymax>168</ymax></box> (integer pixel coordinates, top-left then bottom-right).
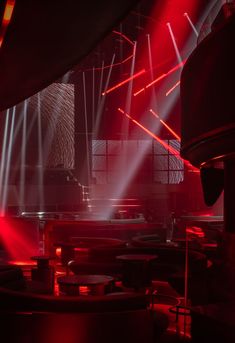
<box><xmin>0</xmin><ymin>0</ymin><xmax>215</xmax><ymax>111</ymax></box>
<box><xmin>0</xmin><ymin>0</ymin><xmax>139</xmax><ymax>111</ymax></box>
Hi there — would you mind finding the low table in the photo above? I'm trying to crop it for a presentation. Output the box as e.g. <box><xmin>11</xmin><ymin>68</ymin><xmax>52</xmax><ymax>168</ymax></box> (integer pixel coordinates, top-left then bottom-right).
<box><xmin>57</xmin><ymin>274</ymin><xmax>114</xmax><ymax>295</ymax></box>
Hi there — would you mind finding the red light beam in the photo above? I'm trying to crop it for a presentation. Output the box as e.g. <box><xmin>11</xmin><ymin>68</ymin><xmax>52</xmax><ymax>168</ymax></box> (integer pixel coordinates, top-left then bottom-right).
<box><xmin>118</xmin><ymin>107</ymin><xmax>198</xmax><ymax>171</ymax></box>
<box><xmin>102</xmin><ymin>69</ymin><xmax>145</xmax><ymax>95</ymax></box>
<box><xmin>118</xmin><ymin>107</ymin><xmax>179</xmax><ymax>155</ymax></box>
<box><xmin>0</xmin><ymin>217</ymin><xmax>39</xmax><ymax>261</ymax></box>
<box><xmin>166</xmin><ymin>80</ymin><xmax>180</xmax><ymax>96</ymax></box>
<box><xmin>133</xmin><ymin>60</ymin><xmax>185</xmax><ymax>97</ymax></box>
<box><xmin>149</xmin><ymin>109</ymin><xmax>181</xmax><ymax>141</ymax></box>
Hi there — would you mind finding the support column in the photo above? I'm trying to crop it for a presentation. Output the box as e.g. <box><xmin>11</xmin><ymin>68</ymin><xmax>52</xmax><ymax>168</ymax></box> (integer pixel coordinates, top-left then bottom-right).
<box><xmin>223</xmin><ymin>159</ymin><xmax>235</xmax><ymax>263</ymax></box>
<box><xmin>224</xmin><ymin>158</ymin><xmax>235</xmax><ymax>233</ymax></box>
<box><xmin>219</xmin><ymin>158</ymin><xmax>235</xmax><ymax>299</ymax></box>
<box><xmin>74</xmin><ymin>81</ymin><xmax>92</xmax><ymax>186</ymax></box>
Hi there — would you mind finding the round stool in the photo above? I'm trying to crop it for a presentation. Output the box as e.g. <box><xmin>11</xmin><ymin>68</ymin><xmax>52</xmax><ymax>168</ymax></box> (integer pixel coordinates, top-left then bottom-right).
<box><xmin>116</xmin><ymin>254</ymin><xmax>158</xmax><ymax>290</ymax></box>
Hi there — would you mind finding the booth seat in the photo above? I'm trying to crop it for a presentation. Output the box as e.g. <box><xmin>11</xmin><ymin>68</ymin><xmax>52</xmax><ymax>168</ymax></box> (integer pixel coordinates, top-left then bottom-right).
<box><xmin>0</xmin><ymin>265</ymin><xmax>153</xmax><ymax>343</ymax></box>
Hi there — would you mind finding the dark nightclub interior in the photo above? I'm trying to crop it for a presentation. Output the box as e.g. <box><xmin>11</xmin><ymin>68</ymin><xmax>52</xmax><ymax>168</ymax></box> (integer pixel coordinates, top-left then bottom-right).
<box><xmin>0</xmin><ymin>0</ymin><xmax>234</xmax><ymax>342</ymax></box>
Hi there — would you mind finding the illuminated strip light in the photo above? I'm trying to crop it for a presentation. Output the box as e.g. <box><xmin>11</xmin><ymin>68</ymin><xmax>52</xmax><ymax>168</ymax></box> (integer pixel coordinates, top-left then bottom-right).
<box><xmin>0</xmin><ymin>0</ymin><xmax>15</xmax><ymax>48</ymax></box>
<box><xmin>118</xmin><ymin>107</ymin><xmax>198</xmax><ymax>171</ymax></box>
<box><xmin>166</xmin><ymin>80</ymin><xmax>180</xmax><ymax>96</ymax></box>
<box><xmin>108</xmin><ymin>198</ymin><xmax>139</xmax><ymax>201</ymax></box>
<box><xmin>149</xmin><ymin>109</ymin><xmax>181</xmax><ymax>141</ymax></box>
<box><xmin>133</xmin><ymin>60</ymin><xmax>185</xmax><ymax>96</ymax></box>
<box><xmin>102</xmin><ymin>69</ymin><xmax>145</xmax><ymax>95</ymax></box>
<box><xmin>111</xmin><ymin>204</ymin><xmax>141</xmax><ymax>207</ymax></box>
<box><xmin>201</xmin><ymin>154</ymin><xmax>225</xmax><ymax>167</ymax></box>
<box><xmin>134</xmin><ymin>87</ymin><xmax>145</xmax><ymax>96</ymax></box>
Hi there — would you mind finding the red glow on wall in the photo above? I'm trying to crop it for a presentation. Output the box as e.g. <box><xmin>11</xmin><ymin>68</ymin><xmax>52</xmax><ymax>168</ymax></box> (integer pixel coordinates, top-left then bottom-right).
<box><xmin>79</xmin><ymin>286</ymin><xmax>90</xmax><ymax>295</ymax></box>
<box><xmin>0</xmin><ymin>0</ymin><xmax>15</xmax><ymax>48</ymax></box>
<box><xmin>102</xmin><ymin>69</ymin><xmax>145</xmax><ymax>95</ymax></box>
<box><xmin>0</xmin><ymin>217</ymin><xmax>39</xmax><ymax>261</ymax></box>
<box><xmin>55</xmin><ymin>247</ymin><xmax>62</xmax><ymax>257</ymax></box>
<box><xmin>201</xmin><ymin>213</ymin><xmax>213</xmax><ymax>217</ymax></box>
<box><xmin>186</xmin><ymin>226</ymin><xmax>205</xmax><ymax>238</ymax></box>
<box><xmin>9</xmin><ymin>260</ymin><xmax>36</xmax><ymax>266</ymax></box>
<box><xmin>149</xmin><ymin>109</ymin><xmax>181</xmax><ymax>141</ymax></box>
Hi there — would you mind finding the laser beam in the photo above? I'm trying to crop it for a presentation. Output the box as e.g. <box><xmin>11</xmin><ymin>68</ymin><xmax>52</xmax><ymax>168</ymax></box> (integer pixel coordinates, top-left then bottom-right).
<box><xmin>149</xmin><ymin>109</ymin><xmax>181</xmax><ymax>141</ymax></box>
<box><xmin>166</xmin><ymin>80</ymin><xmax>180</xmax><ymax>96</ymax></box>
<box><xmin>118</xmin><ymin>107</ymin><xmax>179</xmax><ymax>155</ymax></box>
<box><xmin>133</xmin><ymin>61</ymin><xmax>185</xmax><ymax>96</ymax></box>
<box><xmin>118</xmin><ymin>107</ymin><xmax>198</xmax><ymax>171</ymax></box>
<box><xmin>102</xmin><ymin>69</ymin><xmax>145</xmax><ymax>95</ymax></box>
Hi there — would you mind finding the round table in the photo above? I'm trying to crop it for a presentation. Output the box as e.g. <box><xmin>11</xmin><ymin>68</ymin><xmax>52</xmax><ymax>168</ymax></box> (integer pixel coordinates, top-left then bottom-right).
<box><xmin>57</xmin><ymin>274</ymin><xmax>114</xmax><ymax>295</ymax></box>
